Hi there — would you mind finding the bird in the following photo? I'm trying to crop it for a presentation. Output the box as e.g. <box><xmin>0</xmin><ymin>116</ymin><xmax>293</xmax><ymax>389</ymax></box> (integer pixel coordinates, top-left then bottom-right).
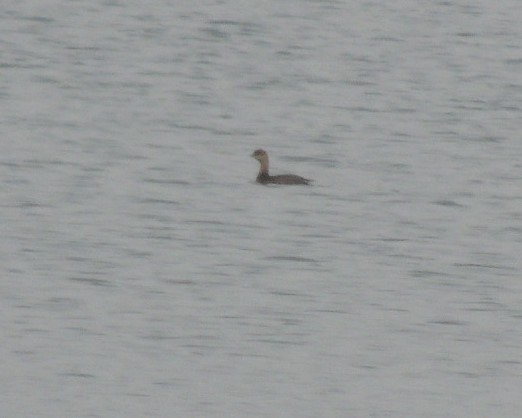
<box><xmin>251</xmin><ymin>149</ymin><xmax>312</xmax><ymax>185</ymax></box>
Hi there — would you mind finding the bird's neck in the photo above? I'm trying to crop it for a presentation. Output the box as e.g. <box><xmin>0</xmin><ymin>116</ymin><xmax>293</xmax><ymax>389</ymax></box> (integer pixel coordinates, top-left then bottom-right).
<box><xmin>258</xmin><ymin>159</ymin><xmax>269</xmax><ymax>175</ymax></box>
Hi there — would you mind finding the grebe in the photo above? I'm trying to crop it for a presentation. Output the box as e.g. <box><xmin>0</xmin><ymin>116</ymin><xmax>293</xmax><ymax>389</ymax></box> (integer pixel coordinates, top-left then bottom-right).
<box><xmin>251</xmin><ymin>149</ymin><xmax>312</xmax><ymax>185</ymax></box>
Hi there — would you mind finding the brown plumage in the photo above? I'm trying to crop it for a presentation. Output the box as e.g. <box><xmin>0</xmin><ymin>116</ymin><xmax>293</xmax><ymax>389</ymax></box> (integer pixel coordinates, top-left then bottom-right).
<box><xmin>251</xmin><ymin>149</ymin><xmax>312</xmax><ymax>185</ymax></box>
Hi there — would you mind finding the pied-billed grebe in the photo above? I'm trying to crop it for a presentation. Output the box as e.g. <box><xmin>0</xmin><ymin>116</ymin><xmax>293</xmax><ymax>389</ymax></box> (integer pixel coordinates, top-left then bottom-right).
<box><xmin>251</xmin><ymin>149</ymin><xmax>312</xmax><ymax>185</ymax></box>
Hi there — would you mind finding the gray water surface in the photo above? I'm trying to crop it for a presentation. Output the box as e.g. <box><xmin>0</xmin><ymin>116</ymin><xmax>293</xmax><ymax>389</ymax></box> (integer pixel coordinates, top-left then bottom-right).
<box><xmin>2</xmin><ymin>1</ymin><xmax>522</xmax><ymax>417</ymax></box>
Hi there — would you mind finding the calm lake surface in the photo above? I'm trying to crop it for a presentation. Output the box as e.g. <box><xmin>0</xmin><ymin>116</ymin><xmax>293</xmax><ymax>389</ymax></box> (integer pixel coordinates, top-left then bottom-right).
<box><xmin>2</xmin><ymin>1</ymin><xmax>522</xmax><ymax>417</ymax></box>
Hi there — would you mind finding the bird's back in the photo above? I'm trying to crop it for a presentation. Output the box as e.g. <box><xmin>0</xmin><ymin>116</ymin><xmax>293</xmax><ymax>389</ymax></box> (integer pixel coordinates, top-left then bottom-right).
<box><xmin>264</xmin><ymin>174</ymin><xmax>311</xmax><ymax>185</ymax></box>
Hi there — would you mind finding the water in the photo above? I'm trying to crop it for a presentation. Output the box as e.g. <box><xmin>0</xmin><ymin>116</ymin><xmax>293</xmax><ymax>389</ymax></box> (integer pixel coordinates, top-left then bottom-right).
<box><xmin>2</xmin><ymin>1</ymin><xmax>522</xmax><ymax>417</ymax></box>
